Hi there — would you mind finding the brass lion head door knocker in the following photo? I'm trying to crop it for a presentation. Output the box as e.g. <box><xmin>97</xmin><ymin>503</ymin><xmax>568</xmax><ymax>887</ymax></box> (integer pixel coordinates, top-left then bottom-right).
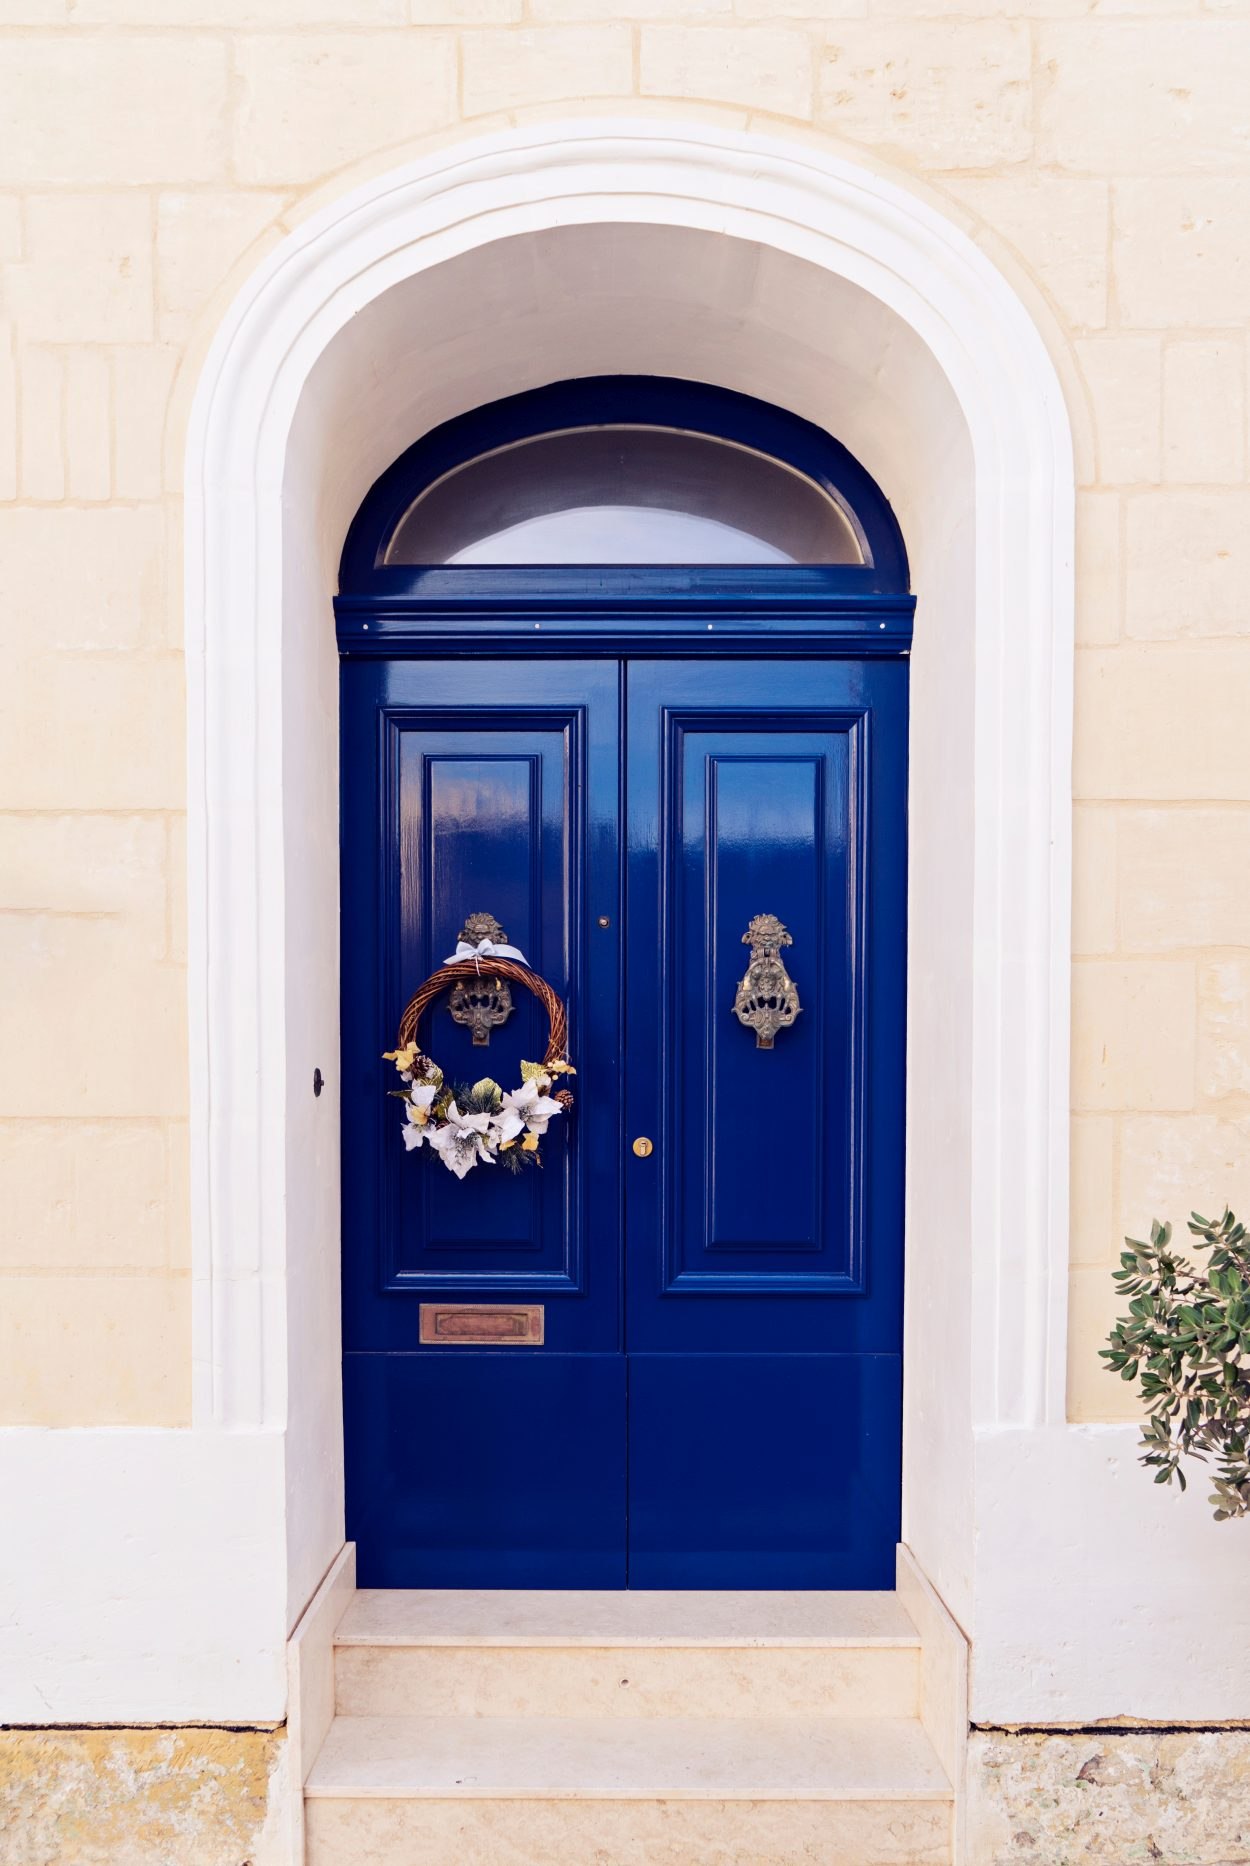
<box><xmin>446</xmin><ymin>911</ymin><xmax>516</xmax><ymax>1046</ymax></box>
<box><xmin>733</xmin><ymin>913</ymin><xmax>802</xmax><ymax>1050</ymax></box>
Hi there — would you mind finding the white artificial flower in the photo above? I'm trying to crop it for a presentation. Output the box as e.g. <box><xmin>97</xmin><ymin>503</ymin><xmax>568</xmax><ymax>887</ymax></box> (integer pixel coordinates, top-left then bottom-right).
<box><xmin>492</xmin><ymin>1101</ymin><xmax>526</xmax><ymax>1147</ymax></box>
<box><xmin>498</xmin><ymin>1076</ymin><xmax>563</xmax><ymax>1140</ymax></box>
<box><xmin>401</xmin><ymin>1081</ymin><xmax>439</xmax><ymax>1151</ymax></box>
<box><xmin>427</xmin><ymin>1101</ymin><xmax>495</xmax><ymax>1178</ymax></box>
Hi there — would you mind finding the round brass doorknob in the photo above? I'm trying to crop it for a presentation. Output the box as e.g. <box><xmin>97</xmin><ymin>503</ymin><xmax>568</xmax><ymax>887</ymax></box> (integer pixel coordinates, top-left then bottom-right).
<box><xmin>632</xmin><ymin>1136</ymin><xmax>654</xmax><ymax>1158</ymax></box>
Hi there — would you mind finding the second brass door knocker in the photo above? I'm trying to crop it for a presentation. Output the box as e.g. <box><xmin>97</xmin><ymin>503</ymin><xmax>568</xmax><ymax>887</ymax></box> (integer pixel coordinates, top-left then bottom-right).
<box><xmin>733</xmin><ymin>913</ymin><xmax>802</xmax><ymax>1049</ymax></box>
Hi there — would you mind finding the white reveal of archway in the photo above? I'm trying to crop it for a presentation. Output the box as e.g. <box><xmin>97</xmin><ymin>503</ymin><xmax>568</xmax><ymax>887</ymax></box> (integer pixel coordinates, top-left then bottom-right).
<box><xmin>186</xmin><ymin>121</ymin><xmax>1073</xmax><ymax>1647</ymax></box>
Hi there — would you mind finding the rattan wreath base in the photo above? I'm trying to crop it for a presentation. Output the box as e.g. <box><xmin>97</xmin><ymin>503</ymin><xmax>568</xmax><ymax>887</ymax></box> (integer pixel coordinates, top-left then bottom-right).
<box><xmin>397</xmin><ymin>958</ymin><xmax>571</xmax><ymax>1106</ymax></box>
<box><xmin>386</xmin><ymin>956</ymin><xmax>574</xmax><ymax>1176</ymax></box>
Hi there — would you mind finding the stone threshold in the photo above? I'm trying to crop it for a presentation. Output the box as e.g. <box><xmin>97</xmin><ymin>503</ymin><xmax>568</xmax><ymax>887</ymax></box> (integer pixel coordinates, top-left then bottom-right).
<box><xmin>335</xmin><ymin>1586</ymin><xmax>920</xmax><ymax>1649</ymax></box>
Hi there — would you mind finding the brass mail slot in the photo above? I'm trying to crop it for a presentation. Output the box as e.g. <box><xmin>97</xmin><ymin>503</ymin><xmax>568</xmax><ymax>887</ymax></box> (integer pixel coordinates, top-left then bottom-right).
<box><xmin>419</xmin><ymin>1303</ymin><xmax>544</xmax><ymax>1345</ymax></box>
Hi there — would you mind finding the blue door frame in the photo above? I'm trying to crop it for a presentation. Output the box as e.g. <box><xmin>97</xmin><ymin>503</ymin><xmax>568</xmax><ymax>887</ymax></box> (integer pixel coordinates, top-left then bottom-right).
<box><xmin>336</xmin><ymin>378</ymin><xmax>914</xmax><ymax>1590</ymax></box>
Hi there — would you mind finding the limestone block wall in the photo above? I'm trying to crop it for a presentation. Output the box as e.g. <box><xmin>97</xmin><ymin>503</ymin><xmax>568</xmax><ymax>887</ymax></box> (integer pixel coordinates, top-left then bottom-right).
<box><xmin>967</xmin><ymin>1728</ymin><xmax>1250</xmax><ymax>1864</ymax></box>
<box><xmin>0</xmin><ymin>1726</ymin><xmax>287</xmax><ymax>1866</ymax></box>
<box><xmin>0</xmin><ymin>2</ymin><xmax>1247</xmax><ymax>1431</ymax></box>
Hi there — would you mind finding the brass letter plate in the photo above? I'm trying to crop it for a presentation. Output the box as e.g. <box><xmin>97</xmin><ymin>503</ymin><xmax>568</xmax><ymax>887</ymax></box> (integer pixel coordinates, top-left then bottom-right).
<box><xmin>419</xmin><ymin>1303</ymin><xmax>544</xmax><ymax>1345</ymax></box>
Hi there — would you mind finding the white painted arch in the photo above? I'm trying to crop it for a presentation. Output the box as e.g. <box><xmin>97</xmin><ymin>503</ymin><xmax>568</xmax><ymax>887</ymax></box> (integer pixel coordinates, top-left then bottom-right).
<box><xmin>186</xmin><ymin>119</ymin><xmax>1074</xmax><ymax>1644</ymax></box>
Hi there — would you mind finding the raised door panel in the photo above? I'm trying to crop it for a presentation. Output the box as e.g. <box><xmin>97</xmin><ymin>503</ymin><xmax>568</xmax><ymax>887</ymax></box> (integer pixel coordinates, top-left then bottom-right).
<box><xmin>389</xmin><ymin>727</ymin><xmax>576</xmax><ymax>1288</ymax></box>
<box><xmin>671</xmin><ymin>725</ymin><xmax>863</xmax><ymax>1293</ymax></box>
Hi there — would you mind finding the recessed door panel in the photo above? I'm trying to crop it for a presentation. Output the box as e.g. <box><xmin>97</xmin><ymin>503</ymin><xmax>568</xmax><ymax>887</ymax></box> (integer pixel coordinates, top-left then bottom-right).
<box><xmin>706</xmin><ymin>757</ymin><xmax>824</xmax><ymax>1260</ymax></box>
<box><xmin>392</xmin><ymin>732</ymin><xmax>573</xmax><ymax>1284</ymax></box>
<box><xmin>671</xmin><ymin>730</ymin><xmax>862</xmax><ymax>1291</ymax></box>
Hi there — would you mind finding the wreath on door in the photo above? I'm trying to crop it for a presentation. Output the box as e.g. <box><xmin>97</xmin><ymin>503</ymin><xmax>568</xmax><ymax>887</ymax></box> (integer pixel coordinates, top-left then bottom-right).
<box><xmin>384</xmin><ymin>952</ymin><xmax>575</xmax><ymax>1178</ymax></box>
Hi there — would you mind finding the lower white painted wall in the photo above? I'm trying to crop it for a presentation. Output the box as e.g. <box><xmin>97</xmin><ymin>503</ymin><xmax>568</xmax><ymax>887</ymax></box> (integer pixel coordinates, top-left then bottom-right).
<box><xmin>3</xmin><ymin>1421</ymin><xmax>1249</xmax><ymax>1724</ymax></box>
<box><xmin>973</xmin><ymin>1426</ymin><xmax>1250</xmax><ymax>1724</ymax></box>
<box><xmin>0</xmin><ymin>1427</ymin><xmax>291</xmax><ymax>1723</ymax></box>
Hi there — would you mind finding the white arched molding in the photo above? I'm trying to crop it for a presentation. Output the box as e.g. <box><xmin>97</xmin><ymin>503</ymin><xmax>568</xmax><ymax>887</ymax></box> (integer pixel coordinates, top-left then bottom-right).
<box><xmin>185</xmin><ymin>121</ymin><xmax>1074</xmax><ymax>1438</ymax></box>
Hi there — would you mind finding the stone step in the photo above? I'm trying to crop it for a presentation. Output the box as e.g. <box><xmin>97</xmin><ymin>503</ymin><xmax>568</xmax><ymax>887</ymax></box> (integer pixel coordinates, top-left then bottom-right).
<box><xmin>335</xmin><ymin>1587</ymin><xmax>921</xmax><ymax>1647</ymax></box>
<box><xmin>304</xmin><ymin>1711</ymin><xmax>953</xmax><ymax>1866</ymax></box>
<box><xmin>334</xmin><ymin>1639</ymin><xmax>921</xmax><ymax>1720</ymax></box>
<box><xmin>333</xmin><ymin>1587</ymin><xmax>921</xmax><ymax>1720</ymax></box>
<box><xmin>305</xmin><ymin>1789</ymin><xmax>953</xmax><ymax>1865</ymax></box>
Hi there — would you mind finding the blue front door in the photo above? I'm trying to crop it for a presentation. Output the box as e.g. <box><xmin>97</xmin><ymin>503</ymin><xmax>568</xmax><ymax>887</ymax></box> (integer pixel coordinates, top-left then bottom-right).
<box><xmin>341</xmin><ymin>654</ymin><xmax>906</xmax><ymax>1589</ymax></box>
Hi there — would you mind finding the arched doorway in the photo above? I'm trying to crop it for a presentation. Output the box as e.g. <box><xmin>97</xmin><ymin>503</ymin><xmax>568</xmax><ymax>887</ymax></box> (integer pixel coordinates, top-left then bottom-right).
<box><xmin>185</xmin><ymin>123</ymin><xmax>1073</xmax><ymax>1664</ymax></box>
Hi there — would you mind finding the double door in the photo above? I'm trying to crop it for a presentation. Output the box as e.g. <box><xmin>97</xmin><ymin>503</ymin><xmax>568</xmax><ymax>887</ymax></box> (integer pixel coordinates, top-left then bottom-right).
<box><xmin>340</xmin><ymin>655</ymin><xmax>906</xmax><ymax>1588</ymax></box>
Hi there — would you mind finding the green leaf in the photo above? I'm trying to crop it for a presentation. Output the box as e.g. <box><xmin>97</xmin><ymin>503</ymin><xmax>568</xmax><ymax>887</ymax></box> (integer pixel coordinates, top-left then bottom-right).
<box><xmin>1106</xmin><ymin>1209</ymin><xmax>1250</xmax><ymax>1519</ymax></box>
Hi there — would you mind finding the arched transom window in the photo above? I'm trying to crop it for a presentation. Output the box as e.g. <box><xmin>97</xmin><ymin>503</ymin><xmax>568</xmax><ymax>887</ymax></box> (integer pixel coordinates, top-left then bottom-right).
<box><xmin>340</xmin><ymin>378</ymin><xmax>909</xmax><ymax>592</ymax></box>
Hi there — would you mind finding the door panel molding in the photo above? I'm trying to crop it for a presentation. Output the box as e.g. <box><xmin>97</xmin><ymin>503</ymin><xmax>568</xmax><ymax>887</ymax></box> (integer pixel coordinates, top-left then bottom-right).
<box><xmin>658</xmin><ymin>705</ymin><xmax>872</xmax><ymax>1298</ymax></box>
<box><xmin>379</xmin><ymin>708</ymin><xmax>585</xmax><ymax>1294</ymax></box>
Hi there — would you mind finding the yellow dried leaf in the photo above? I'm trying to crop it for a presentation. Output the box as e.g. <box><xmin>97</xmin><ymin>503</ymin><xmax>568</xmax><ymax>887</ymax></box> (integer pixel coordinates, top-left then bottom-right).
<box><xmin>383</xmin><ymin>1041</ymin><xmax>419</xmax><ymax>1072</ymax></box>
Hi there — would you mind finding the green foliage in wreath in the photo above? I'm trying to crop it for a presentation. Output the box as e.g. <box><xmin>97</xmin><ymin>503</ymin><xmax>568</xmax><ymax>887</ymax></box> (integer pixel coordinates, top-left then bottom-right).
<box><xmin>1103</xmin><ymin>1208</ymin><xmax>1250</xmax><ymax>1521</ymax></box>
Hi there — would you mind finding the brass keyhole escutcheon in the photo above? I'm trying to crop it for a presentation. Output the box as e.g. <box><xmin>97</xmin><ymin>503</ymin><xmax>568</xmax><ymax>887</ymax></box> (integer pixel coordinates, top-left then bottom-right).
<box><xmin>632</xmin><ymin>1136</ymin><xmax>654</xmax><ymax>1158</ymax></box>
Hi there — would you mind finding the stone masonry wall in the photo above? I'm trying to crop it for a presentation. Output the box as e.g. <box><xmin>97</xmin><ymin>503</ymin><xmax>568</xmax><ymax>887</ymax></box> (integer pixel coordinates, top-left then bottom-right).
<box><xmin>0</xmin><ymin>1726</ymin><xmax>287</xmax><ymax>1866</ymax></box>
<box><xmin>968</xmin><ymin>1728</ymin><xmax>1250</xmax><ymax>1864</ymax></box>
<box><xmin>0</xmin><ymin>2</ymin><xmax>1248</xmax><ymax>1425</ymax></box>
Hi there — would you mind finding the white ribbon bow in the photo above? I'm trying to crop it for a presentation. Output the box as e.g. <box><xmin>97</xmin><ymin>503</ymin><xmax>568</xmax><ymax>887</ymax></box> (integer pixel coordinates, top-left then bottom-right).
<box><xmin>445</xmin><ymin>936</ymin><xmax>529</xmax><ymax>972</ymax></box>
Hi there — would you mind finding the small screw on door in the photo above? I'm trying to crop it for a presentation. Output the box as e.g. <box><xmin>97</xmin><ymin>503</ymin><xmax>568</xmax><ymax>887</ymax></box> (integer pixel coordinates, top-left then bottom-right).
<box><xmin>597</xmin><ymin>915</ymin><xmax>611</xmax><ymax>928</ymax></box>
<box><xmin>632</xmin><ymin>1136</ymin><xmax>654</xmax><ymax>1158</ymax></box>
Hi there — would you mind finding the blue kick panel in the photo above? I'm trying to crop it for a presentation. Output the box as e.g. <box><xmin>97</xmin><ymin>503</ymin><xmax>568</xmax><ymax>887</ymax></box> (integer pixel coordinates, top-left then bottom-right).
<box><xmin>344</xmin><ymin>1352</ymin><xmax>626</xmax><ymax>1588</ymax></box>
<box><xmin>627</xmin><ymin>1354</ymin><xmax>904</xmax><ymax>1590</ymax></box>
